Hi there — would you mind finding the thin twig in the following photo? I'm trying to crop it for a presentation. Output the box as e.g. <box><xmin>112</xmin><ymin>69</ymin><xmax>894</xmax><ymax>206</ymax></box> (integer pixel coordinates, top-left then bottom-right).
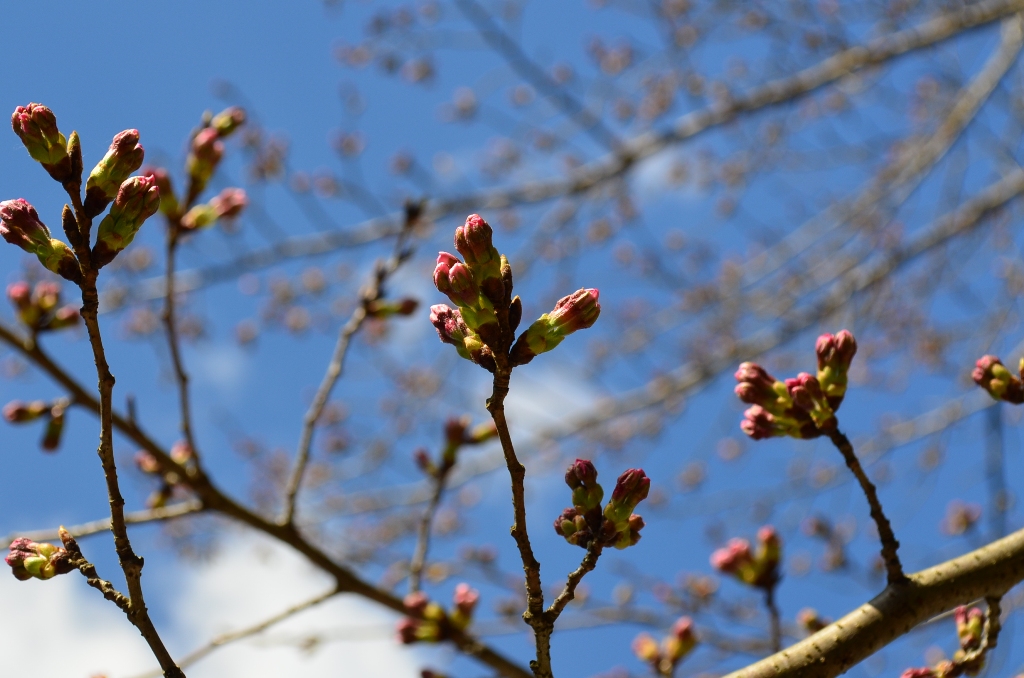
<box><xmin>763</xmin><ymin>585</ymin><xmax>781</xmax><ymax>654</ymax></box>
<box><xmin>409</xmin><ymin>468</ymin><xmax>451</xmax><ymax>594</ymax></box>
<box><xmin>827</xmin><ymin>429</ymin><xmax>905</xmax><ymax>585</ymax></box>
<box><xmin>546</xmin><ymin>542</ymin><xmax>603</xmax><ymax>620</ymax></box>
<box><xmin>127</xmin><ymin>587</ymin><xmax>341</xmax><ymax>678</ymax></box>
<box><xmin>162</xmin><ymin>227</ymin><xmax>199</xmax><ymax>459</ymax></box>
<box><xmin>280</xmin><ymin>203</ymin><xmax>420</xmax><ymax>526</ymax></box>
<box><xmin>1</xmin><ymin>501</ymin><xmax>203</xmax><ymax>548</ymax></box>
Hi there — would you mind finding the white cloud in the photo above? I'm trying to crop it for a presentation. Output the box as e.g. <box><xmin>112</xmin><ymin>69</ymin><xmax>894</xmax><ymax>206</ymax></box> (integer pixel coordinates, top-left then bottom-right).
<box><xmin>0</xmin><ymin>535</ymin><xmax>425</xmax><ymax>678</ymax></box>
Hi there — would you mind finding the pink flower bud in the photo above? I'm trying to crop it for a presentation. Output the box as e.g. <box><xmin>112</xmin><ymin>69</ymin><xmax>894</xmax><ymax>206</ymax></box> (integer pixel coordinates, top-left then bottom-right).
<box><xmin>740</xmin><ymin>405</ymin><xmax>780</xmax><ymax>440</ymax></box>
<box><xmin>3</xmin><ymin>400</ymin><xmax>49</xmax><ymax>423</ymax></box>
<box><xmin>404</xmin><ymin>591</ymin><xmax>430</xmax><ymax>615</ymax></box>
<box><xmin>734</xmin><ymin>362</ymin><xmax>781</xmax><ymax>407</ymax></box>
<box><xmin>466</xmin><ymin>421</ymin><xmax>497</xmax><ymax>444</ymax></box>
<box><xmin>6</xmin><ymin>282</ymin><xmax>31</xmax><ymax>309</ymax></box>
<box><xmin>899</xmin><ymin>669</ymin><xmax>936</xmax><ymax>678</ymax></box>
<box><xmin>816</xmin><ymin>330</ymin><xmax>858</xmax><ymax>407</ymax></box>
<box><xmin>605</xmin><ymin>468</ymin><xmax>649</xmax><ymax>526</ymax></box>
<box><xmin>5</xmin><ymin>538</ymin><xmax>73</xmax><ymax>581</ymax></box>
<box><xmin>972</xmin><ymin>355</ymin><xmax>1024</xmax><ymax>403</ymax></box>
<box><xmin>429</xmin><ymin>304</ymin><xmax>496</xmax><ymax>370</ymax></box>
<box><xmin>46</xmin><ymin>305</ymin><xmax>80</xmax><ymax>331</ymax></box>
<box><xmin>454</xmin><ymin>214</ymin><xmax>498</xmax><ymax>269</ymax></box>
<box><xmin>554</xmin><ymin>506</ymin><xmax>591</xmax><ymax>546</ymax></box>
<box><xmin>510</xmin><ymin>289</ymin><xmax>601</xmax><ymax>365</ymax></box>
<box><xmin>663</xmin><ymin>616</ymin><xmax>697</xmax><ymax>664</ymax></box>
<box><xmin>396</xmin><ymin>617</ymin><xmax>420</xmax><ymax>644</ymax></box>
<box><xmin>142</xmin><ymin>166</ymin><xmax>179</xmax><ymax>215</ymax></box>
<box><xmin>211</xmin><ymin>107</ymin><xmax>246</xmax><ymax>137</ymax></box>
<box><xmin>135</xmin><ymin>450</ymin><xmax>161</xmax><ymax>474</ymax></box>
<box><xmin>187</xmin><ymin>128</ymin><xmax>224</xmax><ymax>189</ymax></box>
<box><xmin>93</xmin><ymin>175</ymin><xmax>161</xmax><ymax>268</ymax></box>
<box><xmin>433</xmin><ymin>253</ymin><xmax>478</xmax><ymax>308</ymax></box>
<box><xmin>785</xmin><ymin>372</ymin><xmax>835</xmax><ymax>429</ymax></box>
<box><xmin>632</xmin><ymin>633</ymin><xmax>661</xmax><ymax>663</ymax></box>
<box><xmin>211</xmin><ymin>187</ymin><xmax>248</xmax><ymax>219</ymax></box>
<box><xmin>84</xmin><ymin>129</ymin><xmax>145</xmax><ymax>215</ymax></box>
<box><xmin>452</xmin><ymin>582</ymin><xmax>479</xmax><ymax>618</ymax></box>
<box><xmin>565</xmin><ymin>458</ymin><xmax>599</xmax><ymax>489</ymax></box>
<box><xmin>11</xmin><ymin>104</ymin><xmax>71</xmax><ymax>181</ymax></box>
<box><xmin>1</xmin><ymin>199</ymin><xmax>52</xmax><ymax>254</ymax></box>
<box><xmin>710</xmin><ymin>538</ymin><xmax>753</xmax><ymax>573</ymax></box>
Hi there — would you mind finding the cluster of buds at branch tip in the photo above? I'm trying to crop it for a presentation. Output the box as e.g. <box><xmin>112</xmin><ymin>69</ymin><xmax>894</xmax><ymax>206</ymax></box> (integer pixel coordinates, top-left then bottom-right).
<box><xmin>710</xmin><ymin>525</ymin><xmax>781</xmax><ymax>589</ymax></box>
<box><xmin>181</xmin><ymin>187</ymin><xmax>249</xmax><ymax>230</ymax></box>
<box><xmin>5</xmin><ymin>537</ymin><xmax>74</xmax><ymax>581</ymax></box>
<box><xmin>0</xmin><ymin>199</ymin><xmax>82</xmax><ymax>284</ymax></box>
<box><xmin>92</xmin><ymin>175</ymin><xmax>161</xmax><ymax>268</ymax></box>
<box><xmin>3</xmin><ymin>397</ymin><xmax>70</xmax><ymax>452</ymax></box>
<box><xmin>135</xmin><ymin>441</ymin><xmax>195</xmax><ymax>508</ymax></box>
<box><xmin>6</xmin><ymin>281</ymin><xmax>79</xmax><ymax>332</ymax></box>
<box><xmin>632</xmin><ymin>617</ymin><xmax>698</xmax><ymax>676</ymax></box>
<box><xmin>555</xmin><ymin>463</ymin><xmax>648</xmax><ymax>550</ymax></box>
<box><xmin>365</xmin><ymin>298</ymin><xmax>418</xmax><ymax>319</ymax></box>
<box><xmin>430</xmin><ymin>304</ymin><xmax>496</xmax><ymax>372</ymax></box>
<box><xmin>186</xmin><ymin>128</ymin><xmax>224</xmax><ymax>195</ymax></box>
<box><xmin>396</xmin><ymin>584</ymin><xmax>480</xmax><ymax>643</ymax></box>
<box><xmin>210</xmin><ymin>107</ymin><xmax>246</xmax><ymax>137</ymax></box>
<box><xmin>11</xmin><ymin>104</ymin><xmax>72</xmax><ymax>183</ymax></box>
<box><xmin>900</xmin><ymin>605</ymin><xmax>989</xmax><ymax>678</ymax></box>
<box><xmin>415</xmin><ymin>416</ymin><xmax>497</xmax><ymax>477</ymax></box>
<box><xmin>972</xmin><ymin>355</ymin><xmax>1024</xmax><ymax>404</ymax></box>
<box><xmin>736</xmin><ymin>330</ymin><xmax>857</xmax><ymax>440</ymax></box>
<box><xmin>510</xmin><ymin>288</ymin><xmax>600</xmax><ymax>366</ymax></box>
<box><xmin>84</xmin><ymin>129</ymin><xmax>145</xmax><ymax>217</ymax></box>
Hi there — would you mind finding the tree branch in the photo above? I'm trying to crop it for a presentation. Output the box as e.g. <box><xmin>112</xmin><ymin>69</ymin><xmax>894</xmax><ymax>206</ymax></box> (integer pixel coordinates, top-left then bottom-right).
<box><xmin>723</xmin><ymin>527</ymin><xmax>1024</xmax><ymax>678</ymax></box>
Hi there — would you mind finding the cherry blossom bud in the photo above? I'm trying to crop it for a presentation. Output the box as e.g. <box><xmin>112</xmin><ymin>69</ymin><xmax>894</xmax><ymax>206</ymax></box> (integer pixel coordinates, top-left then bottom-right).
<box><xmin>955</xmin><ymin>606</ymin><xmax>984</xmax><ymax>650</ymax></box>
<box><xmin>710</xmin><ymin>538</ymin><xmax>753</xmax><ymax>574</ymax></box>
<box><xmin>46</xmin><ymin>305</ymin><xmax>80</xmax><ymax>331</ymax></box>
<box><xmin>797</xmin><ymin>608</ymin><xmax>828</xmax><ymax>634</ymax></box>
<box><xmin>565</xmin><ymin>458</ymin><xmax>604</xmax><ymax>511</ymax></box>
<box><xmin>396</xmin><ymin>617</ymin><xmax>420</xmax><ymax>644</ymax></box>
<box><xmin>433</xmin><ymin>253</ymin><xmax>478</xmax><ymax>308</ymax></box>
<box><xmin>3</xmin><ymin>400</ymin><xmax>49</xmax><ymax>423</ymax></box>
<box><xmin>0</xmin><ymin>199</ymin><xmax>80</xmax><ymax>283</ymax></box>
<box><xmin>429</xmin><ymin>304</ymin><xmax>496</xmax><ymax>371</ymax></box>
<box><xmin>366</xmin><ymin>298</ymin><xmax>419</xmax><ymax>318</ymax></box>
<box><xmin>609</xmin><ymin>513</ymin><xmax>645</xmax><ymax>549</ymax></box>
<box><xmin>466</xmin><ymin>421</ymin><xmax>497</xmax><ymax>444</ymax></box>
<box><xmin>785</xmin><ymin>372</ymin><xmax>835</xmax><ymax>430</ymax></box>
<box><xmin>454</xmin><ymin>214</ymin><xmax>502</xmax><ymax>281</ymax></box>
<box><xmin>444</xmin><ymin>417</ymin><xmax>469</xmax><ymax>448</ymax></box>
<box><xmin>5</xmin><ymin>538</ymin><xmax>73</xmax><ymax>581</ymax></box>
<box><xmin>11</xmin><ymin>104</ymin><xmax>71</xmax><ymax>182</ymax></box>
<box><xmin>740</xmin><ymin>405</ymin><xmax>779</xmax><ymax>440</ymax></box>
<box><xmin>757</xmin><ymin>525</ymin><xmax>781</xmax><ymax>572</ymax></box>
<box><xmin>211</xmin><ymin>107</ymin><xmax>246</xmax><ymax>137</ymax></box>
<box><xmin>211</xmin><ymin>187</ymin><xmax>248</xmax><ymax>219</ymax></box>
<box><xmin>605</xmin><ymin>468</ymin><xmax>649</xmax><ymax>526</ymax></box>
<box><xmin>554</xmin><ymin>506</ymin><xmax>591</xmax><ymax>547</ymax></box>
<box><xmin>734</xmin><ymin>362</ymin><xmax>789</xmax><ymax>412</ymax></box>
<box><xmin>135</xmin><ymin>450</ymin><xmax>161</xmax><ymax>474</ymax></box>
<box><xmin>632</xmin><ymin>633</ymin><xmax>660</xmax><ymax>664</ymax></box>
<box><xmin>40</xmin><ymin>401</ymin><xmax>66</xmax><ymax>451</ymax></box>
<box><xmin>973</xmin><ymin>355</ymin><xmax>1024</xmax><ymax>403</ymax></box>
<box><xmin>142</xmin><ymin>167</ymin><xmax>178</xmax><ymax>216</ymax></box>
<box><xmin>816</xmin><ymin>330</ymin><xmax>857</xmax><ymax>408</ymax></box>
<box><xmin>170</xmin><ymin>441</ymin><xmax>194</xmax><ymax>466</ymax></box>
<box><xmin>84</xmin><ymin>129</ymin><xmax>145</xmax><ymax>216</ymax></box>
<box><xmin>450</xmin><ymin>582</ymin><xmax>479</xmax><ymax>628</ymax></box>
<box><xmin>7</xmin><ymin>282</ymin><xmax>37</xmax><ymax>327</ymax></box>
<box><xmin>180</xmin><ymin>205</ymin><xmax>217</xmax><ymax>231</ymax></box>
<box><xmin>663</xmin><ymin>616</ymin><xmax>697</xmax><ymax>664</ymax></box>
<box><xmin>93</xmin><ymin>176</ymin><xmax>161</xmax><ymax>268</ymax></box>
<box><xmin>186</xmin><ymin>128</ymin><xmax>224</xmax><ymax>190</ymax></box>
<box><xmin>510</xmin><ymin>289</ymin><xmax>601</xmax><ymax>365</ymax></box>
<box><xmin>899</xmin><ymin>668</ymin><xmax>936</xmax><ymax>678</ymax></box>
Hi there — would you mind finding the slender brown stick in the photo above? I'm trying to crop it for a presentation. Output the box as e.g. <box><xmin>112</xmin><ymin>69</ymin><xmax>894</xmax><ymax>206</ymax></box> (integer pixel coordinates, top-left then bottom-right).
<box><xmin>66</xmin><ymin>181</ymin><xmax>184</xmax><ymax>677</ymax></box>
<box><xmin>409</xmin><ymin>469</ymin><xmax>450</xmax><ymax>594</ymax></box>
<box><xmin>1</xmin><ymin>501</ymin><xmax>203</xmax><ymax>548</ymax></box>
<box><xmin>162</xmin><ymin>228</ymin><xmax>199</xmax><ymax>458</ymax></box>
<box><xmin>827</xmin><ymin>429</ymin><xmax>906</xmax><ymax>585</ymax></box>
<box><xmin>763</xmin><ymin>585</ymin><xmax>781</xmax><ymax>654</ymax></box>
<box><xmin>128</xmin><ymin>587</ymin><xmax>342</xmax><ymax>678</ymax></box>
<box><xmin>546</xmin><ymin>542</ymin><xmax>603</xmax><ymax>620</ymax></box>
<box><xmin>280</xmin><ymin>204</ymin><xmax>419</xmax><ymax>526</ymax></box>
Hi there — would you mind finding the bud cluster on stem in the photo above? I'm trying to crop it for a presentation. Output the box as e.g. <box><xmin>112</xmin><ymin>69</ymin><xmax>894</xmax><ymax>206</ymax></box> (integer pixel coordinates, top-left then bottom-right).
<box><xmin>710</xmin><ymin>525</ymin><xmax>782</xmax><ymax>589</ymax></box>
<box><xmin>5</xmin><ymin>537</ymin><xmax>74</xmax><ymax>581</ymax></box>
<box><xmin>11</xmin><ymin>104</ymin><xmax>71</xmax><ymax>183</ymax></box>
<box><xmin>395</xmin><ymin>583</ymin><xmax>480</xmax><ymax>643</ymax></box>
<box><xmin>3</xmin><ymin>396</ymin><xmax>70</xmax><ymax>452</ymax></box>
<box><xmin>135</xmin><ymin>441</ymin><xmax>195</xmax><ymax>508</ymax></box>
<box><xmin>735</xmin><ymin>330</ymin><xmax>858</xmax><ymax>440</ymax></box>
<box><xmin>899</xmin><ymin>603</ymin><xmax>995</xmax><ymax>678</ymax></box>
<box><xmin>0</xmin><ymin>199</ymin><xmax>82</xmax><ymax>284</ymax></box>
<box><xmin>84</xmin><ymin>129</ymin><xmax>146</xmax><ymax>217</ymax></box>
<box><xmin>972</xmin><ymin>355</ymin><xmax>1024</xmax><ymax>403</ymax></box>
<box><xmin>554</xmin><ymin>460</ymin><xmax>649</xmax><ymax>550</ymax></box>
<box><xmin>185</xmin><ymin>107</ymin><xmax>245</xmax><ymax>197</ymax></box>
<box><xmin>414</xmin><ymin>416</ymin><xmax>497</xmax><ymax>477</ymax></box>
<box><xmin>430</xmin><ymin>214</ymin><xmax>601</xmax><ymax>373</ymax></box>
<box><xmin>632</xmin><ymin>616</ymin><xmax>698</xmax><ymax>676</ymax></box>
<box><xmin>6</xmin><ymin>281</ymin><xmax>79</xmax><ymax>332</ymax></box>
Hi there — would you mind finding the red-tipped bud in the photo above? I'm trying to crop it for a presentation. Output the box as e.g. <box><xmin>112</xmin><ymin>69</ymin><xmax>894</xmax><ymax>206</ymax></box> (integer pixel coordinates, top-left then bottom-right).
<box><xmin>797</xmin><ymin>608</ymin><xmax>828</xmax><ymax>634</ymax></box>
<box><xmin>740</xmin><ymin>405</ymin><xmax>781</xmax><ymax>440</ymax></box>
<box><xmin>785</xmin><ymin>372</ymin><xmax>835</xmax><ymax>429</ymax></box>
<box><xmin>663</xmin><ymin>616</ymin><xmax>697</xmax><ymax>664</ymax></box>
<box><xmin>211</xmin><ymin>107</ymin><xmax>246</xmax><ymax>137</ymax></box>
<box><xmin>7</xmin><ymin>282</ymin><xmax>31</xmax><ymax>309</ymax></box>
<box><xmin>187</xmin><ymin>128</ymin><xmax>224</xmax><ymax>190</ymax></box>
<box><xmin>142</xmin><ymin>166</ymin><xmax>179</xmax><ymax>215</ymax></box>
<box><xmin>135</xmin><ymin>450</ymin><xmax>161</xmax><ymax>474</ymax></box>
<box><xmin>710</xmin><ymin>538</ymin><xmax>753</xmax><ymax>574</ymax></box>
<box><xmin>605</xmin><ymin>468</ymin><xmax>649</xmax><ymax>526</ymax></box>
<box><xmin>93</xmin><ymin>176</ymin><xmax>161</xmax><ymax>268</ymax></box>
<box><xmin>11</xmin><ymin>104</ymin><xmax>71</xmax><ymax>182</ymax></box>
<box><xmin>816</xmin><ymin>330</ymin><xmax>858</xmax><ymax>406</ymax></box>
<box><xmin>433</xmin><ymin>253</ymin><xmax>478</xmax><ymax>308</ymax></box>
<box><xmin>46</xmin><ymin>305</ymin><xmax>79</xmax><ymax>331</ymax></box>
<box><xmin>565</xmin><ymin>458</ymin><xmax>599</xmax><ymax>489</ymax></box>
<box><xmin>5</xmin><ymin>538</ymin><xmax>73</xmax><ymax>581</ymax></box>
<box><xmin>510</xmin><ymin>289</ymin><xmax>601</xmax><ymax>365</ymax></box>
<box><xmin>972</xmin><ymin>355</ymin><xmax>1024</xmax><ymax>403</ymax></box>
<box><xmin>734</xmin><ymin>362</ymin><xmax>782</xmax><ymax>407</ymax></box>
<box><xmin>451</xmin><ymin>582</ymin><xmax>479</xmax><ymax>623</ymax></box>
<box><xmin>453</xmin><ymin>214</ymin><xmax>501</xmax><ymax>279</ymax></box>
<box><xmin>3</xmin><ymin>400</ymin><xmax>49</xmax><ymax>423</ymax></box>
<box><xmin>1</xmin><ymin>198</ymin><xmax>53</xmax><ymax>254</ymax></box>
<box><xmin>211</xmin><ymin>187</ymin><xmax>248</xmax><ymax>219</ymax></box>
<box><xmin>632</xmin><ymin>633</ymin><xmax>661</xmax><ymax>664</ymax></box>
<box><xmin>40</xmin><ymin>401</ymin><xmax>66</xmax><ymax>451</ymax></box>
<box><xmin>84</xmin><ymin>129</ymin><xmax>145</xmax><ymax>215</ymax></box>
<box><xmin>429</xmin><ymin>304</ymin><xmax>496</xmax><ymax>371</ymax></box>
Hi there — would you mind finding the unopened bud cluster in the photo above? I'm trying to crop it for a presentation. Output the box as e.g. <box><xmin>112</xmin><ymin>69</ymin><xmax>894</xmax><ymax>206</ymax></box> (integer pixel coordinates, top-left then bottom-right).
<box><xmin>3</xmin><ymin>397</ymin><xmax>70</xmax><ymax>452</ymax></box>
<box><xmin>3</xmin><ymin>103</ymin><xmax>167</xmax><ymax>274</ymax></box>
<box><xmin>396</xmin><ymin>583</ymin><xmax>480</xmax><ymax>644</ymax></box>
<box><xmin>899</xmin><ymin>605</ymin><xmax>988</xmax><ymax>678</ymax></box>
<box><xmin>5</xmin><ymin>535</ymin><xmax>73</xmax><ymax>581</ymax></box>
<box><xmin>735</xmin><ymin>330</ymin><xmax>857</xmax><ymax>440</ymax></box>
<box><xmin>6</xmin><ymin>281</ymin><xmax>79</xmax><ymax>332</ymax></box>
<box><xmin>710</xmin><ymin>526</ymin><xmax>781</xmax><ymax>589</ymax></box>
<box><xmin>554</xmin><ymin>460</ymin><xmax>649</xmax><ymax>551</ymax></box>
<box><xmin>135</xmin><ymin>441</ymin><xmax>195</xmax><ymax>508</ymax></box>
<box><xmin>632</xmin><ymin>617</ymin><xmax>698</xmax><ymax>676</ymax></box>
<box><xmin>431</xmin><ymin>214</ymin><xmax>600</xmax><ymax>371</ymax></box>
<box><xmin>972</xmin><ymin>355</ymin><xmax>1024</xmax><ymax>404</ymax></box>
<box><xmin>186</xmin><ymin>107</ymin><xmax>245</xmax><ymax>196</ymax></box>
<box><xmin>414</xmin><ymin>416</ymin><xmax>497</xmax><ymax>478</ymax></box>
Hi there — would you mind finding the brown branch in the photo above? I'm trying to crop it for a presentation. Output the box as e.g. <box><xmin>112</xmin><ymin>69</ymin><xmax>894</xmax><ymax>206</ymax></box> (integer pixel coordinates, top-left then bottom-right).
<box><xmin>827</xmin><ymin>429</ymin><xmax>906</xmax><ymax>585</ymax></box>
<box><xmin>280</xmin><ymin>205</ymin><xmax>418</xmax><ymax>526</ymax></box>
<box><xmin>546</xmin><ymin>542</ymin><xmax>603</xmax><ymax>621</ymax></box>
<box><xmin>65</xmin><ymin>183</ymin><xmax>184</xmax><ymax>677</ymax></box>
<box><xmin>162</xmin><ymin>226</ymin><xmax>199</xmax><ymax>459</ymax></box>
<box><xmin>408</xmin><ymin>467</ymin><xmax>451</xmax><ymax>594</ymax></box>
<box><xmin>764</xmin><ymin>585</ymin><xmax>781</xmax><ymax>655</ymax></box>
<box><xmin>128</xmin><ymin>587</ymin><xmax>342</xmax><ymax>678</ymax></box>
<box><xmin>1</xmin><ymin>501</ymin><xmax>203</xmax><ymax>549</ymax></box>
<box><xmin>723</xmin><ymin>527</ymin><xmax>1024</xmax><ymax>678</ymax></box>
